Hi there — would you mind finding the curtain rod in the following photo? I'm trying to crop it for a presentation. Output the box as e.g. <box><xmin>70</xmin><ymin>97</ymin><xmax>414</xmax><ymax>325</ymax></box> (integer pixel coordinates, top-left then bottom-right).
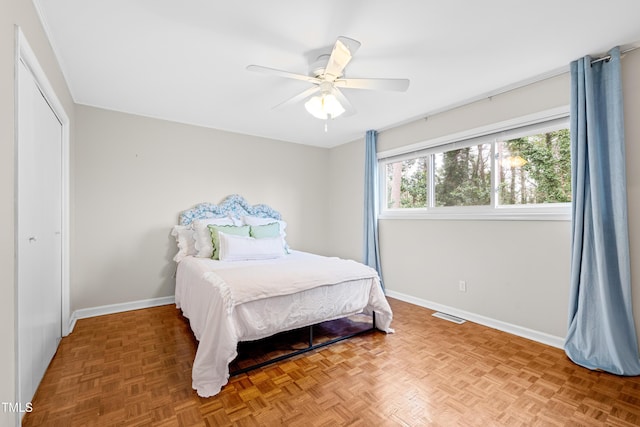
<box><xmin>590</xmin><ymin>56</ymin><xmax>611</xmax><ymax>65</ymax></box>
<box><xmin>591</xmin><ymin>45</ymin><xmax>640</xmax><ymax>65</ymax></box>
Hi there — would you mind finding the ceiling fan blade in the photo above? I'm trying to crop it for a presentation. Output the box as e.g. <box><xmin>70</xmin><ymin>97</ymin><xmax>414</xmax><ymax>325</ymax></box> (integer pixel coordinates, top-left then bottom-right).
<box><xmin>246</xmin><ymin>65</ymin><xmax>320</xmax><ymax>84</ymax></box>
<box><xmin>331</xmin><ymin>87</ymin><xmax>356</xmax><ymax>117</ymax></box>
<box><xmin>323</xmin><ymin>36</ymin><xmax>361</xmax><ymax>81</ymax></box>
<box><xmin>334</xmin><ymin>78</ymin><xmax>410</xmax><ymax>92</ymax></box>
<box><xmin>273</xmin><ymin>85</ymin><xmax>321</xmax><ymax>110</ymax></box>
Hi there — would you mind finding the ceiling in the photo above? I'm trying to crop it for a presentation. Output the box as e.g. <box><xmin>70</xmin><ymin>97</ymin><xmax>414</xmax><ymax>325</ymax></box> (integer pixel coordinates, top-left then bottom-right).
<box><xmin>34</xmin><ymin>0</ymin><xmax>640</xmax><ymax>148</ymax></box>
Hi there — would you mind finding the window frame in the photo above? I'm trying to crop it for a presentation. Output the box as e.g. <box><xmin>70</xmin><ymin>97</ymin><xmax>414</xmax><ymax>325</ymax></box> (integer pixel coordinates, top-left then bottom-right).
<box><xmin>378</xmin><ymin>106</ymin><xmax>571</xmax><ymax>221</ymax></box>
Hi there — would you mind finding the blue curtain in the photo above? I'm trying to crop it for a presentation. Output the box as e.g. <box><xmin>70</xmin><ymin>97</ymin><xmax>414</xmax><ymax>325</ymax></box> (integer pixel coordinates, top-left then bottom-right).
<box><xmin>564</xmin><ymin>47</ymin><xmax>640</xmax><ymax>375</ymax></box>
<box><xmin>363</xmin><ymin>129</ymin><xmax>383</xmax><ymax>287</ymax></box>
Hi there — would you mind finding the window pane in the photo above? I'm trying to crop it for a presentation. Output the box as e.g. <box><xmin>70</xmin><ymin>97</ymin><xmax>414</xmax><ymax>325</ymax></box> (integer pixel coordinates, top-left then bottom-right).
<box><xmin>497</xmin><ymin>129</ymin><xmax>571</xmax><ymax>205</ymax></box>
<box><xmin>385</xmin><ymin>157</ymin><xmax>428</xmax><ymax>208</ymax></box>
<box><xmin>434</xmin><ymin>144</ymin><xmax>492</xmax><ymax>207</ymax></box>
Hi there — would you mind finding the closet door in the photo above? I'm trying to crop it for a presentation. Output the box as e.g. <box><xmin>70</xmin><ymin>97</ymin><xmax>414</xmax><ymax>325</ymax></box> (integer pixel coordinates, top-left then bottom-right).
<box><xmin>17</xmin><ymin>59</ymin><xmax>63</xmax><ymax>405</ymax></box>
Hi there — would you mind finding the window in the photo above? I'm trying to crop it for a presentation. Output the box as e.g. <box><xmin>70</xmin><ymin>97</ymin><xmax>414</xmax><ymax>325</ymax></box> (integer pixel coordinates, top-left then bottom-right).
<box><xmin>385</xmin><ymin>157</ymin><xmax>428</xmax><ymax>209</ymax></box>
<box><xmin>379</xmin><ymin>109</ymin><xmax>571</xmax><ymax>219</ymax></box>
<box><xmin>496</xmin><ymin>129</ymin><xmax>571</xmax><ymax>205</ymax></box>
<box><xmin>434</xmin><ymin>144</ymin><xmax>492</xmax><ymax>207</ymax></box>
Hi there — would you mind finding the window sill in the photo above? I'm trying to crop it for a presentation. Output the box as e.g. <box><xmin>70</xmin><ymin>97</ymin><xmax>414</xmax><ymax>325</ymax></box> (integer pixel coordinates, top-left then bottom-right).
<box><xmin>379</xmin><ymin>207</ymin><xmax>571</xmax><ymax>221</ymax></box>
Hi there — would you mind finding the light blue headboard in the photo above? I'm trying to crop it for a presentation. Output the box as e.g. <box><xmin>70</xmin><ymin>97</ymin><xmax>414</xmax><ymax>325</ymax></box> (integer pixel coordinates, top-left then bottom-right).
<box><xmin>178</xmin><ymin>194</ymin><xmax>282</xmax><ymax>226</ymax></box>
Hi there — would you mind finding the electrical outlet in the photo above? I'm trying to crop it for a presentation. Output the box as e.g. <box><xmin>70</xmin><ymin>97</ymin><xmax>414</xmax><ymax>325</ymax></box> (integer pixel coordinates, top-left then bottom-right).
<box><xmin>458</xmin><ymin>280</ymin><xmax>467</xmax><ymax>292</ymax></box>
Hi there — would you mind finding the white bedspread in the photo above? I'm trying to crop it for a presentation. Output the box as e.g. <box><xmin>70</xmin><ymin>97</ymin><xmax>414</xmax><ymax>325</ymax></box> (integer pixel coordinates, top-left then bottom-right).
<box><xmin>175</xmin><ymin>251</ymin><xmax>393</xmax><ymax>397</ymax></box>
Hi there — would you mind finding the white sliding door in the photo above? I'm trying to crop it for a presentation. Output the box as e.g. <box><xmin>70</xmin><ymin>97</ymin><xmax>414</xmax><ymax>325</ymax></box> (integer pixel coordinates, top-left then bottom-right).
<box><xmin>16</xmin><ymin>58</ymin><xmax>63</xmax><ymax>407</ymax></box>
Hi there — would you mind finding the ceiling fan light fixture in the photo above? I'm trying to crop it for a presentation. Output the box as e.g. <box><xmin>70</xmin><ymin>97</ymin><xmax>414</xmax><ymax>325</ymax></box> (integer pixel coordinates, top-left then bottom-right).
<box><xmin>304</xmin><ymin>93</ymin><xmax>345</xmax><ymax>120</ymax></box>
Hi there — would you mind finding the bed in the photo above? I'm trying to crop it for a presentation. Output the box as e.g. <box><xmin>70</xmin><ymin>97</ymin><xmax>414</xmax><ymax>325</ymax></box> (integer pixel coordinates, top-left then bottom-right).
<box><xmin>172</xmin><ymin>195</ymin><xmax>393</xmax><ymax>397</ymax></box>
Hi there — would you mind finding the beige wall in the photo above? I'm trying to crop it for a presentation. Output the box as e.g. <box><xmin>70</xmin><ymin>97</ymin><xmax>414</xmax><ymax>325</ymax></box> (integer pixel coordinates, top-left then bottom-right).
<box><xmin>376</xmin><ymin>74</ymin><xmax>571</xmax><ymax>153</ymax></box>
<box><xmin>379</xmin><ymin>219</ymin><xmax>571</xmax><ymax>338</ymax></box>
<box><xmin>622</xmin><ymin>49</ymin><xmax>640</xmax><ymax>340</ymax></box>
<box><xmin>329</xmin><ymin>50</ymin><xmax>640</xmax><ymax>344</ymax></box>
<box><xmin>73</xmin><ymin>105</ymin><xmax>330</xmax><ymax>310</ymax></box>
<box><xmin>1</xmin><ymin>1</ymin><xmax>75</xmax><ymax>425</ymax></box>
<box><xmin>327</xmin><ymin>140</ymin><xmax>365</xmax><ymax>262</ymax></box>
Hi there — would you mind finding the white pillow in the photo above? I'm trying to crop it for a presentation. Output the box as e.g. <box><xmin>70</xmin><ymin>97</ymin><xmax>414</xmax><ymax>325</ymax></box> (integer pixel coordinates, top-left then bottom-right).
<box><xmin>171</xmin><ymin>225</ymin><xmax>196</xmax><ymax>262</ymax></box>
<box><xmin>242</xmin><ymin>215</ymin><xmax>290</xmax><ymax>252</ymax></box>
<box><xmin>218</xmin><ymin>232</ymin><xmax>285</xmax><ymax>262</ymax></box>
<box><xmin>192</xmin><ymin>217</ymin><xmax>235</xmax><ymax>258</ymax></box>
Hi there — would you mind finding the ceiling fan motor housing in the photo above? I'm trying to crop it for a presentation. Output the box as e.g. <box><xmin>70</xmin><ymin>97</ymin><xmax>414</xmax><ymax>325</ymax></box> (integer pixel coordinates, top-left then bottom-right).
<box><xmin>310</xmin><ymin>54</ymin><xmax>333</xmax><ymax>78</ymax></box>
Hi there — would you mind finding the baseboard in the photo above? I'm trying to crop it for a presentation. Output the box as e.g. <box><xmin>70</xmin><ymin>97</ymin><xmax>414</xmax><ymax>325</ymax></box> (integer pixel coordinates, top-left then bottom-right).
<box><xmin>384</xmin><ymin>289</ymin><xmax>565</xmax><ymax>349</ymax></box>
<box><xmin>67</xmin><ymin>296</ymin><xmax>176</xmax><ymax>334</ymax></box>
<box><xmin>66</xmin><ymin>292</ymin><xmax>565</xmax><ymax>349</ymax></box>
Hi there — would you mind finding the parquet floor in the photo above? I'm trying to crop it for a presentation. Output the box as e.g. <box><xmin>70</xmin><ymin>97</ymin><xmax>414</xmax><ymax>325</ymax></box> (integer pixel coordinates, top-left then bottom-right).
<box><xmin>23</xmin><ymin>298</ymin><xmax>640</xmax><ymax>426</ymax></box>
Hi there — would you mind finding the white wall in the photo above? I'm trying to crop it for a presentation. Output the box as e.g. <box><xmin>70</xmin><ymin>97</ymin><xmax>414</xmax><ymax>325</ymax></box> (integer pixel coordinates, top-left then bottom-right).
<box><xmin>330</xmin><ymin>50</ymin><xmax>640</xmax><ymax>345</ymax></box>
<box><xmin>73</xmin><ymin>105</ymin><xmax>330</xmax><ymax>311</ymax></box>
<box><xmin>1</xmin><ymin>2</ymin><xmax>75</xmax><ymax>425</ymax></box>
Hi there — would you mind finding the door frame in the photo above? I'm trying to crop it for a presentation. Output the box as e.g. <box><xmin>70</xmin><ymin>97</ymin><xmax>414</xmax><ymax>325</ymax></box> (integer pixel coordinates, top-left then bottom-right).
<box><xmin>14</xmin><ymin>25</ymin><xmax>71</xmax><ymax>414</ymax></box>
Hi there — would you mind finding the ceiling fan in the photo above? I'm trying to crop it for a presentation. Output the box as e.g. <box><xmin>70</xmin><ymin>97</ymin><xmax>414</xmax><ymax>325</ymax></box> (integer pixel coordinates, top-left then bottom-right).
<box><xmin>247</xmin><ymin>36</ymin><xmax>410</xmax><ymax>121</ymax></box>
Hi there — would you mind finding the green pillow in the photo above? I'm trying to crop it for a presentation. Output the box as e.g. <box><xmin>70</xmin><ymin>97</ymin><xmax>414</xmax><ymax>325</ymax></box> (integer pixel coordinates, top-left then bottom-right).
<box><xmin>250</xmin><ymin>222</ymin><xmax>280</xmax><ymax>239</ymax></box>
<box><xmin>207</xmin><ymin>224</ymin><xmax>250</xmax><ymax>260</ymax></box>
